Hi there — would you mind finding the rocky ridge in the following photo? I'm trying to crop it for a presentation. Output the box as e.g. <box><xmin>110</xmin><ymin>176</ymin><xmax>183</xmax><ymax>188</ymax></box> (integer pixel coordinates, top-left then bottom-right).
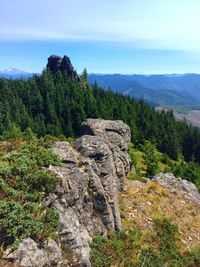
<box><xmin>5</xmin><ymin>119</ymin><xmax>131</xmax><ymax>267</ymax></box>
<box><xmin>4</xmin><ymin>120</ymin><xmax>200</xmax><ymax>267</ymax></box>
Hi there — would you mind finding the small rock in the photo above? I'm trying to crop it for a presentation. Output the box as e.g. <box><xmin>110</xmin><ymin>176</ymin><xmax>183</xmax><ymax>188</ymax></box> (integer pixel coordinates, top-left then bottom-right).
<box><xmin>153</xmin><ymin>173</ymin><xmax>200</xmax><ymax>205</ymax></box>
<box><xmin>5</xmin><ymin>238</ymin><xmax>48</xmax><ymax>267</ymax></box>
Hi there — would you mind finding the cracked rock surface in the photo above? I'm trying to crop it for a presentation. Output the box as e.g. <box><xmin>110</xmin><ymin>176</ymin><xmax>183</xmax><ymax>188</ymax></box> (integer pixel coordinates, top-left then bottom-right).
<box><xmin>6</xmin><ymin>119</ymin><xmax>131</xmax><ymax>267</ymax></box>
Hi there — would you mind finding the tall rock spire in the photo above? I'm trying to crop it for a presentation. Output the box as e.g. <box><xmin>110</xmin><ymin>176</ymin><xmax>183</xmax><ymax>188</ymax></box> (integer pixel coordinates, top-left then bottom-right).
<box><xmin>47</xmin><ymin>55</ymin><xmax>80</xmax><ymax>80</ymax></box>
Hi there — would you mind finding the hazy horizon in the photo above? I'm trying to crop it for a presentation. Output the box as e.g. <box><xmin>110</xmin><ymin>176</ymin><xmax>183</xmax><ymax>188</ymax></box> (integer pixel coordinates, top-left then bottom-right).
<box><xmin>2</xmin><ymin>65</ymin><xmax>200</xmax><ymax>76</ymax></box>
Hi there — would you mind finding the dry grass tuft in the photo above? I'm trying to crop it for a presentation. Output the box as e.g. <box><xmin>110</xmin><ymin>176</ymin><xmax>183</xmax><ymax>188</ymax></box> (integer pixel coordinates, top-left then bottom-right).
<box><xmin>120</xmin><ymin>178</ymin><xmax>200</xmax><ymax>250</ymax></box>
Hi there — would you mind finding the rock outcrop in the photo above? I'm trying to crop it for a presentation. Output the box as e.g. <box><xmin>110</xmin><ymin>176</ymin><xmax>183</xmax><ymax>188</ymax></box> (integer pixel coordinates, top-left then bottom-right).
<box><xmin>49</xmin><ymin>119</ymin><xmax>131</xmax><ymax>266</ymax></box>
<box><xmin>153</xmin><ymin>173</ymin><xmax>200</xmax><ymax>206</ymax></box>
<box><xmin>6</xmin><ymin>119</ymin><xmax>131</xmax><ymax>267</ymax></box>
<box><xmin>47</xmin><ymin>55</ymin><xmax>80</xmax><ymax>80</ymax></box>
<box><xmin>80</xmin><ymin>119</ymin><xmax>131</xmax><ymax>191</ymax></box>
<box><xmin>4</xmin><ymin>239</ymin><xmax>62</xmax><ymax>267</ymax></box>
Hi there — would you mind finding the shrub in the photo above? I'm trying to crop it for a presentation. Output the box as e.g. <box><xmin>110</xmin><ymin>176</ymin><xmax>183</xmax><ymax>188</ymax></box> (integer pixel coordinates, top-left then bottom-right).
<box><xmin>23</xmin><ymin>169</ymin><xmax>59</xmax><ymax>193</ymax></box>
<box><xmin>0</xmin><ymin>200</ymin><xmax>60</xmax><ymax>248</ymax></box>
<box><xmin>128</xmin><ymin>144</ymin><xmax>137</xmax><ymax>167</ymax></box>
<box><xmin>91</xmin><ymin>228</ymin><xmax>141</xmax><ymax>267</ymax></box>
<box><xmin>0</xmin><ymin>136</ymin><xmax>61</xmax><ymax>249</ymax></box>
<box><xmin>3</xmin><ymin>123</ymin><xmax>23</xmax><ymax>140</ymax></box>
<box><xmin>141</xmin><ymin>141</ymin><xmax>160</xmax><ymax>178</ymax></box>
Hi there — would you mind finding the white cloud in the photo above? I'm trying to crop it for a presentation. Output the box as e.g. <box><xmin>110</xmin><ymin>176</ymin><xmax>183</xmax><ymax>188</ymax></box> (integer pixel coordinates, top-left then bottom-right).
<box><xmin>1</xmin><ymin>0</ymin><xmax>200</xmax><ymax>50</ymax></box>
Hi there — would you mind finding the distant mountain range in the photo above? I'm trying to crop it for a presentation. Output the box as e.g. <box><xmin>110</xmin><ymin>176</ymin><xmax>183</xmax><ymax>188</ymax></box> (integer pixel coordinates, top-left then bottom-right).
<box><xmin>1</xmin><ymin>68</ymin><xmax>200</xmax><ymax>112</ymax></box>
<box><xmin>88</xmin><ymin>73</ymin><xmax>200</xmax><ymax>110</ymax></box>
<box><xmin>0</xmin><ymin>68</ymin><xmax>34</xmax><ymax>79</ymax></box>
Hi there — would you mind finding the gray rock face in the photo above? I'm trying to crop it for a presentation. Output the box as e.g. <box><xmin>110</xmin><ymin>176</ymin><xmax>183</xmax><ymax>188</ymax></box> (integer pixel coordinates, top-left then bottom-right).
<box><xmin>80</xmin><ymin>119</ymin><xmax>131</xmax><ymax>190</ymax></box>
<box><xmin>5</xmin><ymin>238</ymin><xmax>62</xmax><ymax>267</ymax></box>
<box><xmin>6</xmin><ymin>119</ymin><xmax>131</xmax><ymax>267</ymax></box>
<box><xmin>153</xmin><ymin>173</ymin><xmax>200</xmax><ymax>205</ymax></box>
<box><xmin>49</xmin><ymin>119</ymin><xmax>131</xmax><ymax>266</ymax></box>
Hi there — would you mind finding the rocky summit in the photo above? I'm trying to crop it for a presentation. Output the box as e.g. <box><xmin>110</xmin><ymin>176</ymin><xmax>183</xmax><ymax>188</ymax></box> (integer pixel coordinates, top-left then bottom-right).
<box><xmin>5</xmin><ymin>119</ymin><xmax>131</xmax><ymax>267</ymax></box>
<box><xmin>47</xmin><ymin>55</ymin><xmax>80</xmax><ymax>80</ymax></box>
<box><xmin>3</xmin><ymin>119</ymin><xmax>200</xmax><ymax>267</ymax></box>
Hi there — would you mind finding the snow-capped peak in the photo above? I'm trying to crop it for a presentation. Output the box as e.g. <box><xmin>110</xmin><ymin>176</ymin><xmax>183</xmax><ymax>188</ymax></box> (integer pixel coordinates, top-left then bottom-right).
<box><xmin>6</xmin><ymin>67</ymin><xmax>17</xmax><ymax>72</ymax></box>
<box><xmin>1</xmin><ymin>67</ymin><xmax>28</xmax><ymax>75</ymax></box>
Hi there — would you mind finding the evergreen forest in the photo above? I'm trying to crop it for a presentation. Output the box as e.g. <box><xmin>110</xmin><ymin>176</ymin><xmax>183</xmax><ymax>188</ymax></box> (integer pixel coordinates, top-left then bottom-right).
<box><xmin>0</xmin><ymin>68</ymin><xmax>199</xmax><ymax>164</ymax></box>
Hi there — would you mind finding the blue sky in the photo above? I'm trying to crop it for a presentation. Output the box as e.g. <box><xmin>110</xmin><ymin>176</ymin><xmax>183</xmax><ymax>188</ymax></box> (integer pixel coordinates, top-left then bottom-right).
<box><xmin>1</xmin><ymin>0</ymin><xmax>200</xmax><ymax>73</ymax></box>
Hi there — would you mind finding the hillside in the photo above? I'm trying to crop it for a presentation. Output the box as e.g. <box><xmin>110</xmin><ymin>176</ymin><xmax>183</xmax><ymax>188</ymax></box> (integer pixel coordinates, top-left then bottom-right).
<box><xmin>1</xmin><ymin>55</ymin><xmax>200</xmax><ymax>165</ymax></box>
<box><xmin>91</xmin><ymin>176</ymin><xmax>200</xmax><ymax>266</ymax></box>
<box><xmin>121</xmin><ymin>176</ymin><xmax>200</xmax><ymax>249</ymax></box>
<box><xmin>184</xmin><ymin>110</ymin><xmax>200</xmax><ymax>127</ymax></box>
<box><xmin>2</xmin><ymin>69</ymin><xmax>200</xmax><ymax>110</ymax></box>
<box><xmin>89</xmin><ymin>73</ymin><xmax>200</xmax><ymax>110</ymax></box>
<box><xmin>156</xmin><ymin>107</ymin><xmax>200</xmax><ymax>129</ymax></box>
<box><xmin>91</xmin><ymin>144</ymin><xmax>200</xmax><ymax>267</ymax></box>
<box><xmin>1</xmin><ymin>120</ymin><xmax>200</xmax><ymax>267</ymax></box>
<box><xmin>1</xmin><ymin>57</ymin><xmax>200</xmax><ymax>266</ymax></box>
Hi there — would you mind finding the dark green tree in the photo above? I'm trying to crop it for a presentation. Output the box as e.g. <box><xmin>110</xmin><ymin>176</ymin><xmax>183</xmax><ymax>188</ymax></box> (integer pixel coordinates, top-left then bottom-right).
<box><xmin>142</xmin><ymin>141</ymin><xmax>159</xmax><ymax>178</ymax></box>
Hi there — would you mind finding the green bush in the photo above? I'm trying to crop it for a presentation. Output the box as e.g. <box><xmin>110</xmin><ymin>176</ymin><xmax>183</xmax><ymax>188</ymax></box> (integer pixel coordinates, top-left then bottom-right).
<box><xmin>3</xmin><ymin>123</ymin><xmax>23</xmax><ymax>140</ymax></box>
<box><xmin>91</xmin><ymin>228</ymin><xmax>141</xmax><ymax>267</ymax></box>
<box><xmin>0</xmin><ymin>135</ymin><xmax>61</xmax><ymax>249</ymax></box>
<box><xmin>128</xmin><ymin>144</ymin><xmax>137</xmax><ymax>168</ymax></box>
<box><xmin>0</xmin><ymin>200</ymin><xmax>60</xmax><ymax>248</ymax></box>
<box><xmin>160</xmin><ymin>153</ymin><xmax>170</xmax><ymax>165</ymax></box>
<box><xmin>141</xmin><ymin>141</ymin><xmax>160</xmax><ymax>178</ymax></box>
<box><xmin>128</xmin><ymin>144</ymin><xmax>146</xmax><ymax>181</ymax></box>
<box><xmin>23</xmin><ymin>169</ymin><xmax>59</xmax><ymax>193</ymax></box>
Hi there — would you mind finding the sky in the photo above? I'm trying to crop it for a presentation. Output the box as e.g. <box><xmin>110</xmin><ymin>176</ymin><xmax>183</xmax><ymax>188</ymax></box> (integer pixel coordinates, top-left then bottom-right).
<box><xmin>1</xmin><ymin>0</ymin><xmax>200</xmax><ymax>74</ymax></box>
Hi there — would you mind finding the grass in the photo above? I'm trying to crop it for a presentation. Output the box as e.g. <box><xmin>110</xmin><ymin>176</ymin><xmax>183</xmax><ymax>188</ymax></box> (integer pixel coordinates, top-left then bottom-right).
<box><xmin>120</xmin><ymin>177</ymin><xmax>200</xmax><ymax>252</ymax></box>
<box><xmin>90</xmin><ymin>216</ymin><xmax>200</xmax><ymax>267</ymax></box>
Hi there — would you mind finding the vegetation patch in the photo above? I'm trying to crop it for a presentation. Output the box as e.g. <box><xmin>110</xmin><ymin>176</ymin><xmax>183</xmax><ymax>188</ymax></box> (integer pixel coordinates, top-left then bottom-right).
<box><xmin>0</xmin><ymin>127</ymin><xmax>61</xmax><ymax>250</ymax></box>
<box><xmin>128</xmin><ymin>141</ymin><xmax>200</xmax><ymax>192</ymax></box>
<box><xmin>91</xmin><ymin>216</ymin><xmax>200</xmax><ymax>267</ymax></box>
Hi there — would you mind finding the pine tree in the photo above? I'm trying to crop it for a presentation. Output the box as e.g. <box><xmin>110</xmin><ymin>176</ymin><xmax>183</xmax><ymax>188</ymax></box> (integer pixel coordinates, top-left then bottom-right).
<box><xmin>142</xmin><ymin>141</ymin><xmax>159</xmax><ymax>178</ymax></box>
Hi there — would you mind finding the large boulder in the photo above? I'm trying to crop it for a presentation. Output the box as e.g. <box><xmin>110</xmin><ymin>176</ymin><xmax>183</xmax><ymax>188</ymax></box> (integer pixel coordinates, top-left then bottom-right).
<box><xmin>81</xmin><ymin>118</ymin><xmax>131</xmax><ymax>145</ymax></box>
<box><xmin>75</xmin><ymin>135</ymin><xmax>121</xmax><ymax>231</ymax></box>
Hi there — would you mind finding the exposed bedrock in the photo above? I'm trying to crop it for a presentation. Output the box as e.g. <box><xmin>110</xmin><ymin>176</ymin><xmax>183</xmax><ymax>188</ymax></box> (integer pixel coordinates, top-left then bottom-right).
<box><xmin>7</xmin><ymin>119</ymin><xmax>131</xmax><ymax>267</ymax></box>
